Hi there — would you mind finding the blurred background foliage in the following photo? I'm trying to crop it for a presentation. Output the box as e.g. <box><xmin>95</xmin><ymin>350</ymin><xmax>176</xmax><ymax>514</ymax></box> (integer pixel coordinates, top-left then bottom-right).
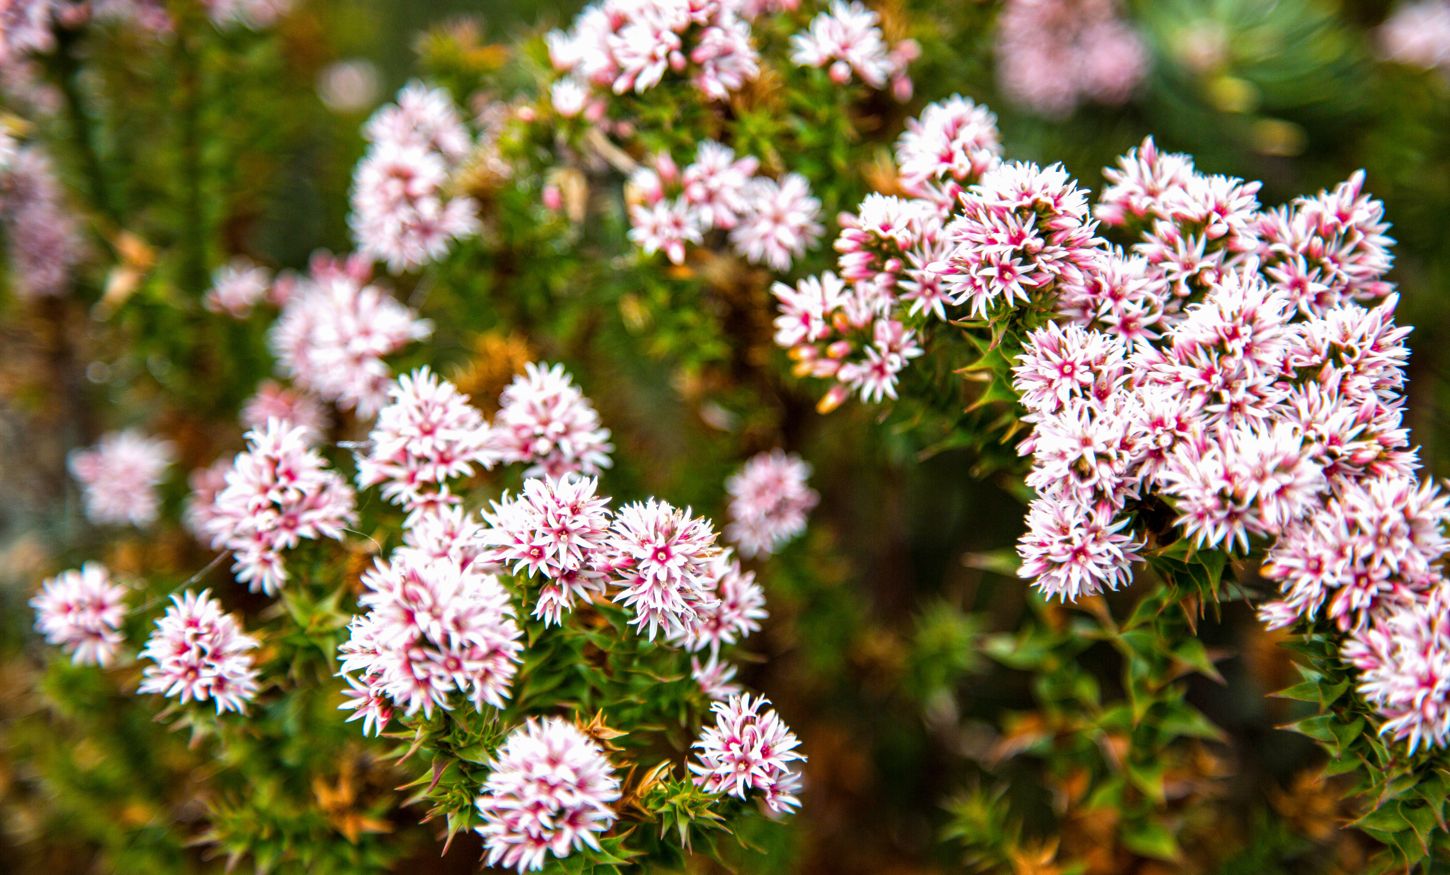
<box><xmin>1</xmin><ymin>0</ymin><xmax>1448</xmax><ymax>872</ymax></box>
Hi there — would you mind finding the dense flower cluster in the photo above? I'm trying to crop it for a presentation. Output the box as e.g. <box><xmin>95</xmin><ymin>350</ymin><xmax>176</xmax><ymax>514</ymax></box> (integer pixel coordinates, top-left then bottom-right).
<box><xmin>790</xmin><ymin>0</ymin><xmax>917</xmax><ymax>99</ymax></box>
<box><xmin>354</xmin><ymin>367</ymin><xmax>495</xmax><ymax>516</ymax></box>
<box><xmin>30</xmin><ymin>563</ymin><xmax>128</xmax><ymax>666</ymax></box>
<box><xmin>204</xmin><ymin>258</ymin><xmax>272</xmax><ymax>318</ymax></box>
<box><xmin>994</xmin><ymin>0</ymin><xmax>1147</xmax><ymax>117</ymax></box>
<box><xmin>627</xmin><ymin>144</ymin><xmax>823</xmax><ymax>272</ymax></box>
<box><xmin>475</xmin><ymin>717</ymin><xmax>621</xmax><ymax>872</ymax></box>
<box><xmin>481</xmin><ymin>474</ymin><xmax>612</xmax><ymax>625</ymax></box>
<box><xmin>690</xmin><ymin>693</ymin><xmax>805</xmax><ymax>814</ymax></box>
<box><xmin>68</xmin><ymin>429</ymin><xmax>174</xmax><ymax>527</ymax></box>
<box><xmin>668</xmin><ymin>549</ymin><xmax>766</xmax><ymax>654</ymax></box>
<box><xmin>724</xmin><ymin>449</ymin><xmax>819</xmax><ymax>557</ymax></box>
<box><xmin>350</xmin><ymin>82</ymin><xmax>479</xmax><ymax>272</ymax></box>
<box><xmin>547</xmin><ymin>0</ymin><xmax>763</xmax><ymax>103</ymax></box>
<box><xmin>138</xmin><ymin>590</ymin><xmax>259</xmax><ymax>715</ymax></box>
<box><xmin>780</xmin><ymin>90</ymin><xmax>1447</xmax><ymax>751</ymax></box>
<box><xmin>200</xmin><ymin>419</ymin><xmax>356</xmax><ymax>595</ymax></box>
<box><xmin>489</xmin><ymin>362</ymin><xmax>613</xmax><ymax>478</ymax></box>
<box><xmin>1343</xmin><ymin>588</ymin><xmax>1450</xmax><ymax>753</ymax></box>
<box><xmin>269</xmin><ymin>256</ymin><xmax>432</xmax><ymax>416</ymax></box>
<box><xmin>0</xmin><ymin>145</ymin><xmax>83</xmax><ymax>298</ymax></box>
<box><xmin>338</xmin><ymin>544</ymin><xmax>524</xmax><ymax>733</ymax></box>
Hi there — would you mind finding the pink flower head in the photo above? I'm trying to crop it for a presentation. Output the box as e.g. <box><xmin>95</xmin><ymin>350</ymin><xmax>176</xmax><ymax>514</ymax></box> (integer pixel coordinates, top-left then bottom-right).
<box><xmin>682</xmin><ymin>140</ymin><xmax>759</xmax><ymax>230</ymax></box>
<box><xmin>68</xmin><ymin>430</ymin><xmax>174</xmax><ymax>527</ymax></box>
<box><xmin>355</xmin><ymin>367</ymin><xmax>496</xmax><ymax>512</ymax></box>
<box><xmin>1017</xmin><ymin>486</ymin><xmax>1141</xmax><ymax>601</ymax></box>
<box><xmin>692</xmin><ymin>653</ymin><xmax>743</xmax><ymax>700</ymax></box>
<box><xmin>350</xmin><ymin>139</ymin><xmax>480</xmax><ymax>272</ymax></box>
<box><xmin>670</xmin><ymin>549</ymin><xmax>767</xmax><ymax>653</ymax></box>
<box><xmin>895</xmin><ymin>95</ymin><xmax>1003</xmax><ymax>200</ymax></box>
<box><xmin>1342</xmin><ymin>587</ymin><xmax>1450</xmax><ymax>754</ymax></box>
<box><xmin>789</xmin><ymin>0</ymin><xmax>893</xmax><ymax>88</ymax></box>
<box><xmin>995</xmin><ymin>0</ymin><xmax>1146</xmax><ymax>117</ymax></box>
<box><xmin>269</xmin><ymin>268</ymin><xmax>432</xmax><ymax>417</ymax></box>
<box><xmin>204</xmin><ymin>419</ymin><xmax>357</xmax><ymax>595</ymax></box>
<box><xmin>606</xmin><ymin>498</ymin><xmax>721</xmax><ymax>640</ymax></box>
<box><xmin>138</xmin><ymin>589</ymin><xmax>259</xmax><ymax>715</ymax></box>
<box><xmin>204</xmin><ymin>258</ymin><xmax>272</xmax><ymax>318</ymax></box>
<box><xmin>489</xmin><ymin>362</ymin><xmax>614</xmax><ymax>478</ymax></box>
<box><xmin>0</xmin><ymin>147</ymin><xmax>84</xmax><ymax>298</ymax></box>
<box><xmin>475</xmin><ymin>717</ymin><xmax>622</xmax><ymax>872</ymax></box>
<box><xmin>241</xmin><ymin>380</ymin><xmax>327</xmax><ymax>437</ymax></box>
<box><xmin>628</xmin><ymin>197</ymin><xmax>705</xmax><ymax>265</ymax></box>
<box><xmin>364</xmin><ymin>81</ymin><xmax>472</xmax><ymax>163</ymax></box>
<box><xmin>730</xmin><ymin>173</ymin><xmax>824</xmax><ymax>272</ymax></box>
<box><xmin>31</xmin><ymin>563</ymin><xmax>128</xmax><ymax>666</ymax></box>
<box><xmin>338</xmin><ymin>549</ymin><xmax>523</xmax><ymax>727</ymax></box>
<box><xmin>725</xmin><ymin>449</ymin><xmax>819</xmax><ymax>557</ymax></box>
<box><xmin>690</xmin><ymin>693</ymin><xmax>805</xmax><ymax>814</ymax></box>
<box><xmin>480</xmin><ymin>474</ymin><xmax>612</xmax><ymax>625</ymax></box>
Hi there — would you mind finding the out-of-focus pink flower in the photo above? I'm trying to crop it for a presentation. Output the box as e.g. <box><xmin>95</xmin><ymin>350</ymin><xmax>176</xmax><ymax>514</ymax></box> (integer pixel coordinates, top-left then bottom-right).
<box><xmin>204</xmin><ymin>258</ymin><xmax>272</xmax><ymax>318</ymax></box>
<box><xmin>68</xmin><ymin>430</ymin><xmax>174</xmax><ymax>527</ymax></box>
<box><xmin>1377</xmin><ymin>1</ymin><xmax>1450</xmax><ymax>74</ymax></box>
<box><xmin>241</xmin><ymin>380</ymin><xmax>327</xmax><ymax>437</ymax></box>
<box><xmin>725</xmin><ymin>450</ymin><xmax>818</xmax><ymax>558</ymax></box>
<box><xmin>789</xmin><ymin>1</ymin><xmax>894</xmax><ymax>88</ymax></box>
<box><xmin>0</xmin><ymin>146</ymin><xmax>84</xmax><ymax>298</ymax></box>
<box><xmin>995</xmin><ymin>0</ymin><xmax>1147</xmax><ymax>117</ymax></box>
<box><xmin>730</xmin><ymin>173</ymin><xmax>823</xmax><ymax>272</ymax></box>
<box><xmin>31</xmin><ymin>563</ymin><xmax>127</xmax><ymax>666</ymax></box>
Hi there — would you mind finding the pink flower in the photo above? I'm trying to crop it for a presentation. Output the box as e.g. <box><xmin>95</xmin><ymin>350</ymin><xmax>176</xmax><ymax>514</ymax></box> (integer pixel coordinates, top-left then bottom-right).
<box><xmin>690</xmin><ymin>693</ymin><xmax>805</xmax><ymax>815</ymax></box>
<box><xmin>31</xmin><ymin>563</ymin><xmax>128</xmax><ymax>666</ymax></box>
<box><xmin>204</xmin><ymin>0</ymin><xmax>294</xmax><ymax>29</ymax></box>
<box><xmin>241</xmin><ymin>380</ymin><xmax>327</xmax><ymax>437</ymax></box>
<box><xmin>355</xmin><ymin>367</ymin><xmax>495</xmax><ymax>512</ymax></box>
<box><xmin>670</xmin><ymin>550</ymin><xmax>767</xmax><ymax>653</ymax></box>
<box><xmin>339</xmin><ymin>548</ymin><xmax>523</xmax><ymax>727</ymax></box>
<box><xmin>489</xmin><ymin>362</ymin><xmax>613</xmax><ymax>478</ymax></box>
<box><xmin>269</xmin><ymin>267</ymin><xmax>432</xmax><ymax>417</ymax></box>
<box><xmin>730</xmin><ymin>173</ymin><xmax>824</xmax><ymax>272</ymax></box>
<box><xmin>606</xmin><ymin>499</ymin><xmax>721</xmax><ymax>640</ymax></box>
<box><xmin>0</xmin><ymin>147</ymin><xmax>84</xmax><ymax>298</ymax></box>
<box><xmin>204</xmin><ymin>258</ymin><xmax>272</xmax><ymax>318</ymax></box>
<box><xmin>682</xmin><ymin>140</ymin><xmax>758</xmax><ymax>230</ymax></box>
<box><xmin>628</xmin><ymin>198</ymin><xmax>704</xmax><ymax>265</ymax></box>
<box><xmin>1342</xmin><ymin>587</ymin><xmax>1450</xmax><ymax>754</ymax></box>
<box><xmin>350</xmin><ymin>141</ymin><xmax>479</xmax><ymax>272</ymax></box>
<box><xmin>895</xmin><ymin>95</ymin><xmax>1002</xmax><ymax>201</ymax></box>
<box><xmin>475</xmin><ymin>717</ymin><xmax>622</xmax><ymax>872</ymax></box>
<box><xmin>1017</xmin><ymin>486</ymin><xmax>1140</xmax><ymax>601</ymax></box>
<box><xmin>480</xmin><ymin>475</ymin><xmax>612</xmax><ymax>625</ymax></box>
<box><xmin>725</xmin><ymin>450</ymin><xmax>819</xmax><ymax>557</ymax></box>
<box><xmin>204</xmin><ymin>420</ymin><xmax>356</xmax><ymax>595</ymax></box>
<box><xmin>364</xmin><ymin>81</ymin><xmax>471</xmax><ymax>162</ymax></box>
<box><xmin>995</xmin><ymin>0</ymin><xmax>1147</xmax><ymax>117</ymax></box>
<box><xmin>1377</xmin><ymin>1</ymin><xmax>1450</xmax><ymax>74</ymax></box>
<box><xmin>138</xmin><ymin>590</ymin><xmax>259</xmax><ymax>715</ymax></box>
<box><xmin>691</xmin><ymin>654</ymin><xmax>743</xmax><ymax>700</ymax></box>
<box><xmin>68</xmin><ymin>430</ymin><xmax>174</xmax><ymax>527</ymax></box>
<box><xmin>789</xmin><ymin>0</ymin><xmax>893</xmax><ymax>88</ymax></box>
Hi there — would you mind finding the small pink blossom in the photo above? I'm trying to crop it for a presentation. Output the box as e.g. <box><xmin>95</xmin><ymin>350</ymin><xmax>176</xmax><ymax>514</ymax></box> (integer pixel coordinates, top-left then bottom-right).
<box><xmin>690</xmin><ymin>693</ymin><xmax>805</xmax><ymax>814</ymax></box>
<box><xmin>31</xmin><ymin>563</ymin><xmax>128</xmax><ymax>666</ymax></box>
<box><xmin>68</xmin><ymin>430</ymin><xmax>174</xmax><ymax>528</ymax></box>
<box><xmin>138</xmin><ymin>590</ymin><xmax>259</xmax><ymax>715</ymax></box>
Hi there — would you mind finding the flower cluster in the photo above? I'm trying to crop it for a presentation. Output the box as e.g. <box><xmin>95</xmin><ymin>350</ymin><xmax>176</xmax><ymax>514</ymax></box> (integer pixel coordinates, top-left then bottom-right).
<box><xmin>481</xmin><ymin>474</ymin><xmax>612</xmax><ymax>626</ymax></box>
<box><xmin>30</xmin><ymin>563</ymin><xmax>128</xmax><ymax>666</ymax></box>
<box><xmin>994</xmin><ymin>0</ymin><xmax>1146</xmax><ymax>118</ymax></box>
<box><xmin>204</xmin><ymin>0</ymin><xmax>293</xmax><ymax>29</ymax></box>
<box><xmin>269</xmin><ymin>256</ymin><xmax>432</xmax><ymax>417</ymax></box>
<box><xmin>350</xmin><ymin>82</ymin><xmax>479</xmax><ymax>273</ymax></box>
<box><xmin>724</xmin><ymin>449</ymin><xmax>818</xmax><ymax>557</ymax></box>
<box><xmin>475</xmin><ymin>717</ymin><xmax>621</xmax><ymax>873</ymax></box>
<box><xmin>200</xmin><ymin>419</ymin><xmax>356</xmax><ymax>595</ymax></box>
<box><xmin>690</xmin><ymin>693</ymin><xmax>805</xmax><ymax>814</ymax></box>
<box><xmin>338</xmin><ymin>544</ymin><xmax>524</xmax><ymax>733</ymax></box>
<box><xmin>547</xmin><ymin>0</ymin><xmax>762</xmax><ymax>104</ymax></box>
<box><xmin>68</xmin><ymin>430</ymin><xmax>174</xmax><ymax>527</ymax></box>
<box><xmin>138</xmin><ymin>590</ymin><xmax>260</xmax><ymax>715</ymax></box>
<box><xmin>204</xmin><ymin>258</ymin><xmax>272</xmax><ymax>318</ymax></box>
<box><xmin>488</xmin><ymin>362</ymin><xmax>614</xmax><ymax>478</ymax></box>
<box><xmin>789</xmin><ymin>0</ymin><xmax>917</xmax><ymax>99</ymax></box>
<box><xmin>627</xmin><ymin>143</ymin><xmax>823</xmax><ymax>272</ymax></box>
<box><xmin>354</xmin><ymin>367</ymin><xmax>495</xmax><ymax>516</ymax></box>
<box><xmin>1343</xmin><ymin>588</ymin><xmax>1450</xmax><ymax>754</ymax></box>
<box><xmin>0</xmin><ymin>146</ymin><xmax>84</xmax><ymax>298</ymax></box>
